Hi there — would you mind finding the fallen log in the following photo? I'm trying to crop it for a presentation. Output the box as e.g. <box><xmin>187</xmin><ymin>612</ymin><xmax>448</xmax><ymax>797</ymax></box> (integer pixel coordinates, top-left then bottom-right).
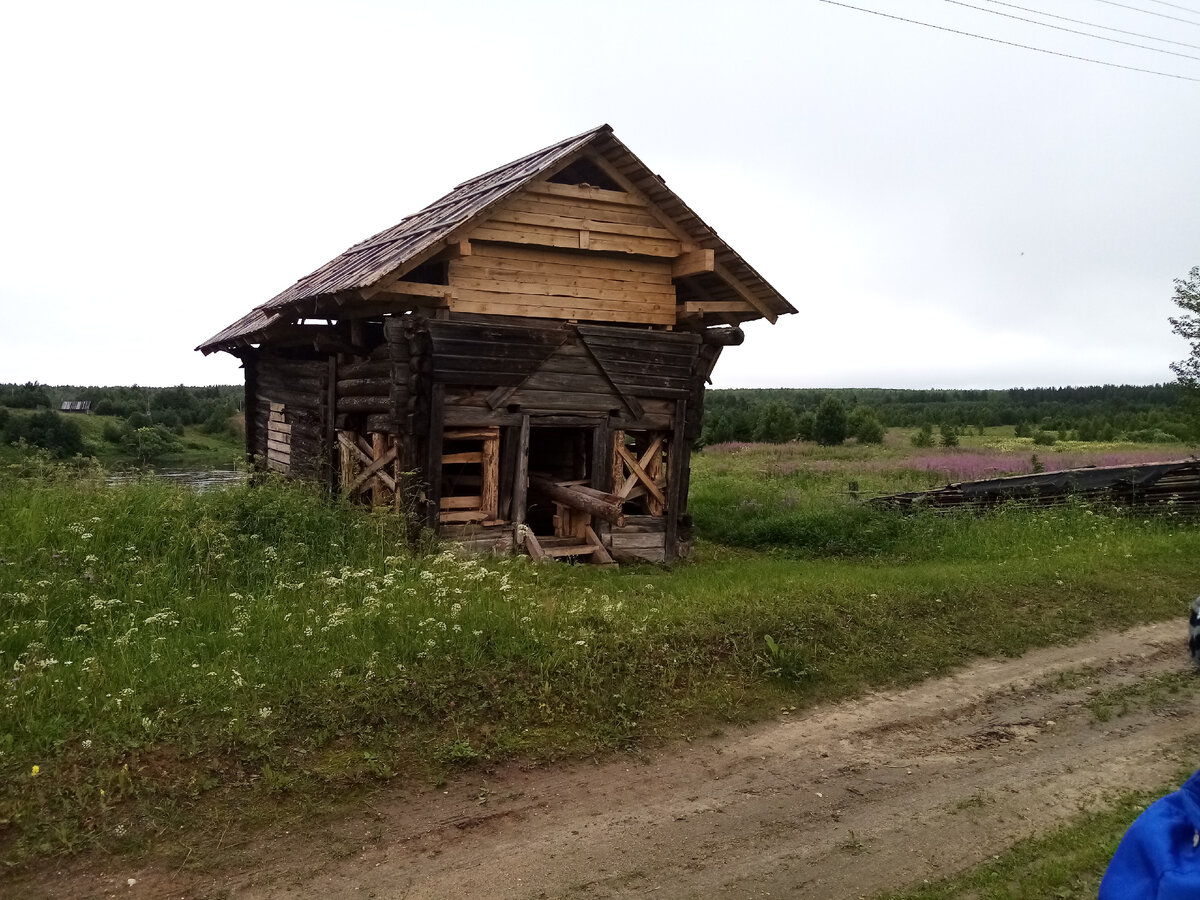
<box><xmin>529</xmin><ymin>475</ymin><xmax>626</xmax><ymax>527</ymax></box>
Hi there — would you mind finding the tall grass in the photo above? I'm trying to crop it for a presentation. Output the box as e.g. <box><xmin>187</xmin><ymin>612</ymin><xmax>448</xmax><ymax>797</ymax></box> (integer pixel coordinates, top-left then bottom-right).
<box><xmin>2</xmin><ymin>444</ymin><xmax>1198</xmax><ymax>867</ymax></box>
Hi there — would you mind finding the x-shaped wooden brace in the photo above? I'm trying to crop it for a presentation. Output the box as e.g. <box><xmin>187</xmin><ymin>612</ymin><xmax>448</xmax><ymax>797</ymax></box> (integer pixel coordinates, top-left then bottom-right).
<box><xmin>615</xmin><ymin>436</ymin><xmax>667</xmax><ymax>508</ymax></box>
<box><xmin>337</xmin><ymin>433</ymin><xmax>398</xmax><ymax>495</ymax></box>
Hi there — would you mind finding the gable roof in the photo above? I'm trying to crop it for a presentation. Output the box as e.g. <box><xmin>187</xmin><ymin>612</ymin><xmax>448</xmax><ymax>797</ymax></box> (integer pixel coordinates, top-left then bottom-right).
<box><xmin>199</xmin><ymin>125</ymin><xmax>795</xmax><ymax>354</ymax></box>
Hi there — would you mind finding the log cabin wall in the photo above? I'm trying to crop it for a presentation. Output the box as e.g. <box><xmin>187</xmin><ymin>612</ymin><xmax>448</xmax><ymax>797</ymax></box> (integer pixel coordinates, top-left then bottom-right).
<box><xmin>251</xmin><ymin>352</ymin><xmax>330</xmax><ymax>480</ymax></box>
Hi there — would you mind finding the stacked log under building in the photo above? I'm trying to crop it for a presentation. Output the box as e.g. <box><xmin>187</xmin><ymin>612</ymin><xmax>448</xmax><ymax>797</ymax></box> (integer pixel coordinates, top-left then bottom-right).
<box><xmin>200</xmin><ymin>125</ymin><xmax>795</xmax><ymax>564</ymax></box>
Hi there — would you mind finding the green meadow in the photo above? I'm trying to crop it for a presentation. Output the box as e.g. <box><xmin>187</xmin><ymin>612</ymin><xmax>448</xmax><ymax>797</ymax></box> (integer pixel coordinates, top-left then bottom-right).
<box><xmin>2</xmin><ymin>429</ymin><xmax>1198</xmax><ymax>874</ymax></box>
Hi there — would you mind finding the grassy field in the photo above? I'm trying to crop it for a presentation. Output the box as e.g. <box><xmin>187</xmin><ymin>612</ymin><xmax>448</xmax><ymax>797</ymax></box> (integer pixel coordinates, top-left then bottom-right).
<box><xmin>1</xmin><ymin>428</ymin><xmax>1198</xmax><ymax>874</ymax></box>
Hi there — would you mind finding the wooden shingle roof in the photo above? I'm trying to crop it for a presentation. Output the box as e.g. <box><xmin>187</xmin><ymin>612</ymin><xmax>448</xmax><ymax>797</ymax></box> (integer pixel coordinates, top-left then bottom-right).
<box><xmin>199</xmin><ymin>125</ymin><xmax>794</xmax><ymax>354</ymax></box>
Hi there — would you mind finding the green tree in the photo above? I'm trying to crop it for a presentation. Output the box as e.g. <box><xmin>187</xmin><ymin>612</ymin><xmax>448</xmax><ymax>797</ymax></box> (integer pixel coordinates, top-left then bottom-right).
<box><xmin>911</xmin><ymin>423</ymin><xmax>934</xmax><ymax>448</ymax></box>
<box><xmin>939</xmin><ymin>423</ymin><xmax>959</xmax><ymax>448</ymax></box>
<box><xmin>753</xmin><ymin>401</ymin><xmax>799</xmax><ymax>443</ymax></box>
<box><xmin>848</xmin><ymin>406</ymin><xmax>885</xmax><ymax>444</ymax></box>
<box><xmin>812</xmin><ymin>397</ymin><xmax>848</xmax><ymax>446</ymax></box>
<box><xmin>121</xmin><ymin>425</ymin><xmax>181</xmax><ymax>463</ymax></box>
<box><xmin>1169</xmin><ymin>266</ymin><xmax>1200</xmax><ymax>388</ymax></box>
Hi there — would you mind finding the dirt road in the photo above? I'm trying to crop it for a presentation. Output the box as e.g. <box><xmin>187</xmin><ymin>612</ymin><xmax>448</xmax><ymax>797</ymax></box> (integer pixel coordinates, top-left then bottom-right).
<box><xmin>35</xmin><ymin>620</ymin><xmax>1200</xmax><ymax>899</ymax></box>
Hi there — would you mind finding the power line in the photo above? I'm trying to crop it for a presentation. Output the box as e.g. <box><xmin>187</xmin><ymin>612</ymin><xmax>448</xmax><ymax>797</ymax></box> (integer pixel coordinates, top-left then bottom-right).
<box><xmin>943</xmin><ymin>0</ymin><xmax>1200</xmax><ymax>61</ymax></box>
<box><xmin>817</xmin><ymin>0</ymin><xmax>1200</xmax><ymax>81</ymax></box>
<box><xmin>1141</xmin><ymin>0</ymin><xmax>1200</xmax><ymax>14</ymax></box>
<box><xmin>1090</xmin><ymin>0</ymin><xmax>1200</xmax><ymax>27</ymax></box>
<box><xmin>985</xmin><ymin>0</ymin><xmax>1200</xmax><ymax>50</ymax></box>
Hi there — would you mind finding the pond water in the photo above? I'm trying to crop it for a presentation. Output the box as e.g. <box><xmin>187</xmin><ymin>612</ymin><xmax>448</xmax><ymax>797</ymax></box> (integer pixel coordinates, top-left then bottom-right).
<box><xmin>106</xmin><ymin>467</ymin><xmax>245</xmax><ymax>492</ymax></box>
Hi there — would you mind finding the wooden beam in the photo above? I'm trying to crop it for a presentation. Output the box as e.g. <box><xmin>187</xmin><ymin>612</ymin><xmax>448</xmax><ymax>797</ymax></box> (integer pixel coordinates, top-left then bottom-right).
<box><xmin>346</xmin><ymin>445</ymin><xmax>399</xmax><ymax>496</ymax></box>
<box><xmin>672</xmin><ymin>249</ymin><xmax>715</xmax><ymax>278</ymax></box>
<box><xmin>368</xmin><ymin>281</ymin><xmax>454</xmax><ymax>302</ymax></box>
<box><xmin>524</xmin><ymin>529</ymin><xmax>546</xmax><ymax>562</ymax></box>
<box><xmin>664</xmin><ymin>399</ymin><xmax>688</xmax><ymax>562</ymax></box>
<box><xmin>584</xmin><ymin>525</ymin><xmax>617</xmax><ymax>568</ymax></box>
<box><xmin>713</xmin><ymin>262</ymin><xmax>776</xmax><ymax>324</ymax></box>
<box><xmin>680</xmin><ymin>300</ymin><xmax>756</xmax><ymax>315</ymax></box>
<box><xmin>432</xmin><ymin>239</ymin><xmax>472</xmax><ymax>261</ymax></box>
<box><xmin>511</xmin><ymin>415</ymin><xmax>530</xmax><ymax>526</ymax></box>
<box><xmin>616</xmin><ymin>437</ymin><xmax>666</xmax><ymax>505</ymax></box>
<box><xmin>528</xmin><ymin>475</ymin><xmax>626</xmax><ymax>527</ymax></box>
<box><xmin>584</xmin><ymin>153</ymin><xmax>699</xmax><ymax>252</ymax></box>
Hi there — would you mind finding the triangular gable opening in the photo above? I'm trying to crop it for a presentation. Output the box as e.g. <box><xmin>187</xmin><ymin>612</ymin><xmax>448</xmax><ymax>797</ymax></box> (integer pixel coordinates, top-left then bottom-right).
<box><xmin>546</xmin><ymin>156</ymin><xmax>624</xmax><ymax>191</ymax></box>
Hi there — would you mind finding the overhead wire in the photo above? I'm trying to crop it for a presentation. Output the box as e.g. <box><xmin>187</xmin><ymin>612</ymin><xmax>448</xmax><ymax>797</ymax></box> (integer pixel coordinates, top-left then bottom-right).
<box><xmin>984</xmin><ymin>0</ymin><xmax>1200</xmax><ymax>50</ymax></box>
<box><xmin>1140</xmin><ymin>0</ymin><xmax>1200</xmax><ymax>13</ymax></box>
<box><xmin>942</xmin><ymin>0</ymin><xmax>1200</xmax><ymax>60</ymax></box>
<box><xmin>1090</xmin><ymin>0</ymin><xmax>1200</xmax><ymax>27</ymax></box>
<box><xmin>817</xmin><ymin>0</ymin><xmax>1200</xmax><ymax>81</ymax></box>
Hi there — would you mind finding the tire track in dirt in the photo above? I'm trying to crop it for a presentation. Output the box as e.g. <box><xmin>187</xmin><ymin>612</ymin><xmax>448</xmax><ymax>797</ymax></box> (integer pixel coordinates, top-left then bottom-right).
<box><xmin>31</xmin><ymin>620</ymin><xmax>1200</xmax><ymax>899</ymax></box>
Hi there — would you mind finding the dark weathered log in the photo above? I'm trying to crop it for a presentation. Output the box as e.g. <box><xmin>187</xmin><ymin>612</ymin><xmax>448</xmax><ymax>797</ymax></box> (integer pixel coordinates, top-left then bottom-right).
<box><xmin>338</xmin><ymin>359</ymin><xmax>392</xmax><ymax>379</ymax></box>
<box><xmin>337</xmin><ymin>377</ymin><xmax>392</xmax><ymax>397</ymax></box>
<box><xmin>512</xmin><ymin>414</ymin><xmax>530</xmax><ymax>526</ymax></box>
<box><xmin>529</xmin><ymin>475</ymin><xmax>625</xmax><ymax>527</ymax></box>
<box><xmin>364</xmin><ymin>413</ymin><xmax>399</xmax><ymax>434</ymax></box>
<box><xmin>701</xmin><ymin>326</ymin><xmax>745</xmax><ymax>347</ymax></box>
<box><xmin>336</xmin><ymin>395</ymin><xmax>392</xmax><ymax>413</ymax></box>
<box><xmin>255</xmin><ymin>388</ymin><xmax>322</xmax><ymax>411</ymax></box>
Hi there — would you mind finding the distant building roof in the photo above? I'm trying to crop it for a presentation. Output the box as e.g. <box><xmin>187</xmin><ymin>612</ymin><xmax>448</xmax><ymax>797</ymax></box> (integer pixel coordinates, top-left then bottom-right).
<box><xmin>59</xmin><ymin>401</ymin><xmax>91</xmax><ymax>413</ymax></box>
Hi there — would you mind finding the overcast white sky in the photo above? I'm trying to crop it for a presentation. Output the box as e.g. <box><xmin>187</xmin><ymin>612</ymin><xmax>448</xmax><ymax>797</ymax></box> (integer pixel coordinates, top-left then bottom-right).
<box><xmin>2</xmin><ymin>0</ymin><xmax>1198</xmax><ymax>390</ymax></box>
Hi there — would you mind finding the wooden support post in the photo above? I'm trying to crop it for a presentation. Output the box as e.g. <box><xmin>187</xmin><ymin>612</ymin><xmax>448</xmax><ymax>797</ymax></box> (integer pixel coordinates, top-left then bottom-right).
<box><xmin>664</xmin><ymin>399</ymin><xmax>688</xmax><ymax>563</ymax></box>
<box><xmin>646</xmin><ymin>436</ymin><xmax>665</xmax><ymax>516</ymax></box>
<box><xmin>512</xmin><ymin>415</ymin><xmax>530</xmax><ymax>526</ymax></box>
<box><xmin>425</xmin><ymin>384</ymin><xmax>445</xmax><ymax>529</ymax></box>
<box><xmin>340</xmin><ymin>429</ymin><xmax>358</xmax><ymax>490</ymax></box>
<box><xmin>372</xmin><ymin>432</ymin><xmax>387</xmax><ymax>507</ymax></box>
<box><xmin>326</xmin><ymin>355</ymin><xmax>338</xmax><ymax>495</ymax></box>
<box><xmin>243</xmin><ymin>351</ymin><xmax>259</xmax><ymax>469</ymax></box>
<box><xmin>611</xmin><ymin>429</ymin><xmax>625</xmax><ymax>498</ymax></box>
<box><xmin>498</xmin><ymin>425</ymin><xmax>518</xmax><ymax>521</ymax></box>
<box><xmin>481</xmin><ymin>430</ymin><xmax>500</xmax><ymax>519</ymax></box>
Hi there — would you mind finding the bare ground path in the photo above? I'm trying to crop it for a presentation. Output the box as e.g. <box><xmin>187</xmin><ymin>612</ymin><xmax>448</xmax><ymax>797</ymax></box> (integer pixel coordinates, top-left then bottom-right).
<box><xmin>25</xmin><ymin>620</ymin><xmax>1200</xmax><ymax>899</ymax></box>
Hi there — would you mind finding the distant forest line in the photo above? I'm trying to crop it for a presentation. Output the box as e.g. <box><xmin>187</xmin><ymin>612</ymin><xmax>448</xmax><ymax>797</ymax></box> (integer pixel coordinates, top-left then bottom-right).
<box><xmin>702</xmin><ymin>384</ymin><xmax>1199</xmax><ymax>446</ymax></box>
<box><xmin>3</xmin><ymin>381</ymin><xmax>1198</xmax><ymax>455</ymax></box>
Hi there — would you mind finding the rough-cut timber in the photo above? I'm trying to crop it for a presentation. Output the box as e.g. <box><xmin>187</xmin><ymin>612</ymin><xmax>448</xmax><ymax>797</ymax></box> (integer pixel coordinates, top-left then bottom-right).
<box><xmin>198</xmin><ymin>126</ymin><xmax>794</xmax><ymax>563</ymax></box>
<box><xmin>873</xmin><ymin>460</ymin><xmax>1200</xmax><ymax>512</ymax></box>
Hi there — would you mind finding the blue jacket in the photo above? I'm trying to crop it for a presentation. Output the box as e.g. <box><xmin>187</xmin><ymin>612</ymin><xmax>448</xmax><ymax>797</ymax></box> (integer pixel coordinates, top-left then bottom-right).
<box><xmin>1101</xmin><ymin>770</ymin><xmax>1200</xmax><ymax>899</ymax></box>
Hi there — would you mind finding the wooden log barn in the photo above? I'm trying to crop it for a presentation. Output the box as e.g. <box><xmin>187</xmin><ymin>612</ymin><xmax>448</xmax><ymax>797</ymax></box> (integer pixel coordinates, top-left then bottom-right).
<box><xmin>198</xmin><ymin>125</ymin><xmax>795</xmax><ymax>564</ymax></box>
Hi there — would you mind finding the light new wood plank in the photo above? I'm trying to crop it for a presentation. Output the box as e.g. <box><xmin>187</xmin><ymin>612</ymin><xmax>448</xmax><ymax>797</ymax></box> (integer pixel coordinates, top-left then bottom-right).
<box><xmin>450</xmin><ymin>274</ymin><xmax>675</xmax><ymax>305</ymax></box>
<box><xmin>527</xmin><ymin>181</ymin><xmax>645</xmax><ymax>207</ymax></box>
<box><xmin>487</xmin><ymin>208</ymin><xmax>676</xmax><ymax>241</ymax></box>
<box><xmin>680</xmin><ymin>300</ymin><xmax>756</xmax><ymax>314</ymax></box>
<box><xmin>441</xmin><ymin>495</ymin><xmax>483</xmax><ymax>510</ymax></box>
<box><xmin>672</xmin><ymin>249</ymin><xmax>715</xmax><ymax>278</ymax></box>
<box><xmin>452</xmin><ymin>262</ymin><xmax>674</xmax><ymax>295</ymax></box>
<box><xmin>439</xmin><ymin>510</ymin><xmax>490</xmax><ymax>524</ymax></box>
<box><xmin>470</xmin><ymin>223</ymin><xmax>680</xmax><ymax>258</ymax></box>
<box><xmin>266</xmin><ymin>420</ymin><xmax>292</xmax><ymax>435</ymax></box>
<box><xmin>498</xmin><ymin>194</ymin><xmax>662</xmax><ymax>229</ymax></box>
<box><xmin>453</xmin><ymin>286</ymin><xmax>675</xmax><ymax>316</ymax></box>
<box><xmin>469</xmin><ymin>242</ymin><xmax>668</xmax><ymax>275</ymax></box>
<box><xmin>267</xmin><ymin>439</ymin><xmax>292</xmax><ymax>456</ymax></box>
<box><xmin>451</xmin><ymin>297</ymin><xmax>674</xmax><ymax>326</ymax></box>
<box><xmin>713</xmin><ymin>262</ymin><xmax>777</xmax><ymax>323</ymax></box>
<box><xmin>442</xmin><ymin>451</ymin><xmax>484</xmax><ymax>465</ymax></box>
